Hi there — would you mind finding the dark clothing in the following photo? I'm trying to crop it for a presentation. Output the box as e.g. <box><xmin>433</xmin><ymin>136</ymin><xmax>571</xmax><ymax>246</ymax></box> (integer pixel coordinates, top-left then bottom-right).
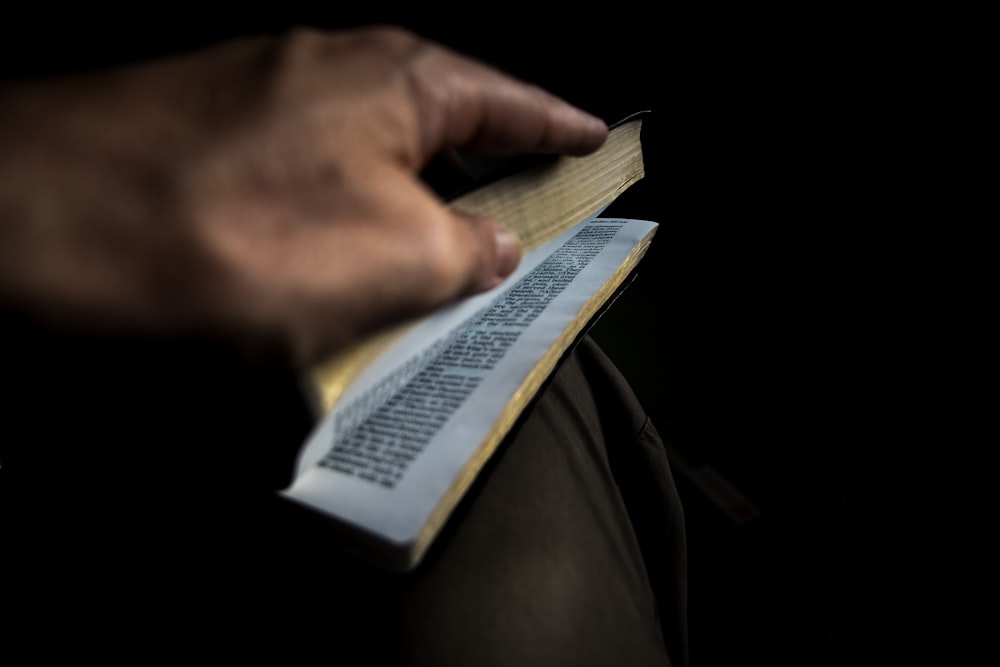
<box><xmin>2</xmin><ymin>332</ymin><xmax>686</xmax><ymax>666</ymax></box>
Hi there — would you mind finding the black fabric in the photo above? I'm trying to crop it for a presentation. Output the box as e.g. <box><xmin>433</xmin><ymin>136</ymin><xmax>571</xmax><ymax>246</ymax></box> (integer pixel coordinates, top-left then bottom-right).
<box><xmin>2</xmin><ymin>333</ymin><xmax>686</xmax><ymax>666</ymax></box>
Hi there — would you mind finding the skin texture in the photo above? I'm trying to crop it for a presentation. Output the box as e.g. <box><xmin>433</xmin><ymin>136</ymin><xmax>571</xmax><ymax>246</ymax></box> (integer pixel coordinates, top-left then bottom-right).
<box><xmin>0</xmin><ymin>25</ymin><xmax>607</xmax><ymax>366</ymax></box>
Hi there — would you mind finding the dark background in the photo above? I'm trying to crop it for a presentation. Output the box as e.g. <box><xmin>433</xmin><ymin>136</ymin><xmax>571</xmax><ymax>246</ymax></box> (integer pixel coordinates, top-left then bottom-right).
<box><xmin>3</xmin><ymin>7</ymin><xmax>958</xmax><ymax>665</ymax></box>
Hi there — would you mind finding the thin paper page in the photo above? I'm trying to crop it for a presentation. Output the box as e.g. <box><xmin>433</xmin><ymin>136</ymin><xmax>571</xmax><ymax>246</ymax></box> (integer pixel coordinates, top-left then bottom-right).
<box><xmin>281</xmin><ymin>216</ymin><xmax>658</xmax><ymax>552</ymax></box>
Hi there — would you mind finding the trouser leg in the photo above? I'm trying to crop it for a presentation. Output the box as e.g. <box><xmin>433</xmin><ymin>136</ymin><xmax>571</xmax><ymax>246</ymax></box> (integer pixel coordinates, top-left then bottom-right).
<box><xmin>268</xmin><ymin>335</ymin><xmax>687</xmax><ymax>666</ymax></box>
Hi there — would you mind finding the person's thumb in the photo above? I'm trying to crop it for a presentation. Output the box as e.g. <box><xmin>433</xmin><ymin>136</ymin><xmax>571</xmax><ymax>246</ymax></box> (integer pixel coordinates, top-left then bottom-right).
<box><xmin>465</xmin><ymin>215</ymin><xmax>522</xmax><ymax>294</ymax></box>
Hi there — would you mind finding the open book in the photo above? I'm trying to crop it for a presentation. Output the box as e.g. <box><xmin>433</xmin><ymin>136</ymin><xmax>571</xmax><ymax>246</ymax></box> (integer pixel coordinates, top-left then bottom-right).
<box><xmin>280</xmin><ymin>113</ymin><xmax>657</xmax><ymax>571</ymax></box>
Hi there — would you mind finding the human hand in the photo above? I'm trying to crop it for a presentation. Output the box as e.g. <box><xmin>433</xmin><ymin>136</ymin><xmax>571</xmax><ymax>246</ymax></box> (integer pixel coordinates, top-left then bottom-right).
<box><xmin>0</xmin><ymin>25</ymin><xmax>607</xmax><ymax>365</ymax></box>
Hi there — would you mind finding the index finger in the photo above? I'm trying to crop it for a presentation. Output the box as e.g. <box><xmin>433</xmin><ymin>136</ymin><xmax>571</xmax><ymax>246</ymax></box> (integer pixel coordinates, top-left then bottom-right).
<box><xmin>405</xmin><ymin>34</ymin><xmax>609</xmax><ymax>158</ymax></box>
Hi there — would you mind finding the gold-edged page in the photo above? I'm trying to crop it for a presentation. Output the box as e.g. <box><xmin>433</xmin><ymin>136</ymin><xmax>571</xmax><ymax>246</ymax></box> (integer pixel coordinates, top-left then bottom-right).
<box><xmin>283</xmin><ymin>216</ymin><xmax>658</xmax><ymax>571</ymax></box>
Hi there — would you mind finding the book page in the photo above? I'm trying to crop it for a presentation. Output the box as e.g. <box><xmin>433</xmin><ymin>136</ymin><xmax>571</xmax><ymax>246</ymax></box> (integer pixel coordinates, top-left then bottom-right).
<box><xmin>281</xmin><ymin>216</ymin><xmax>658</xmax><ymax>557</ymax></box>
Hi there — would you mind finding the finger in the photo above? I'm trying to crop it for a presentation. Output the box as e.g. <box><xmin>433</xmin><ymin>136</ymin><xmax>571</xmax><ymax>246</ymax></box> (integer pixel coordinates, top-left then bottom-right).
<box><xmin>453</xmin><ymin>212</ymin><xmax>523</xmax><ymax>295</ymax></box>
<box><xmin>409</xmin><ymin>38</ymin><xmax>609</xmax><ymax>157</ymax></box>
<box><xmin>211</xmin><ymin>170</ymin><xmax>522</xmax><ymax>365</ymax></box>
<box><xmin>341</xmin><ymin>174</ymin><xmax>522</xmax><ymax>308</ymax></box>
<box><xmin>298</xmin><ymin>213</ymin><xmax>518</xmax><ymax>366</ymax></box>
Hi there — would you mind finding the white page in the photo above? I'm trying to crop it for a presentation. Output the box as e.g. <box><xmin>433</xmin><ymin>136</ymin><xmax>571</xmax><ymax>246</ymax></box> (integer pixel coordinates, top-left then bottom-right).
<box><xmin>281</xmin><ymin>216</ymin><xmax>658</xmax><ymax>548</ymax></box>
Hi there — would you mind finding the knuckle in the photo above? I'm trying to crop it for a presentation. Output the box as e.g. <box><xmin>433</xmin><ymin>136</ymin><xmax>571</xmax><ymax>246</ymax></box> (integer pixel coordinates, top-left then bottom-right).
<box><xmin>270</xmin><ymin>24</ymin><xmax>423</xmax><ymax>68</ymax></box>
<box><xmin>351</xmin><ymin>24</ymin><xmax>422</xmax><ymax>52</ymax></box>
<box><xmin>265</xmin><ymin>26</ymin><xmax>326</xmax><ymax>67</ymax></box>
